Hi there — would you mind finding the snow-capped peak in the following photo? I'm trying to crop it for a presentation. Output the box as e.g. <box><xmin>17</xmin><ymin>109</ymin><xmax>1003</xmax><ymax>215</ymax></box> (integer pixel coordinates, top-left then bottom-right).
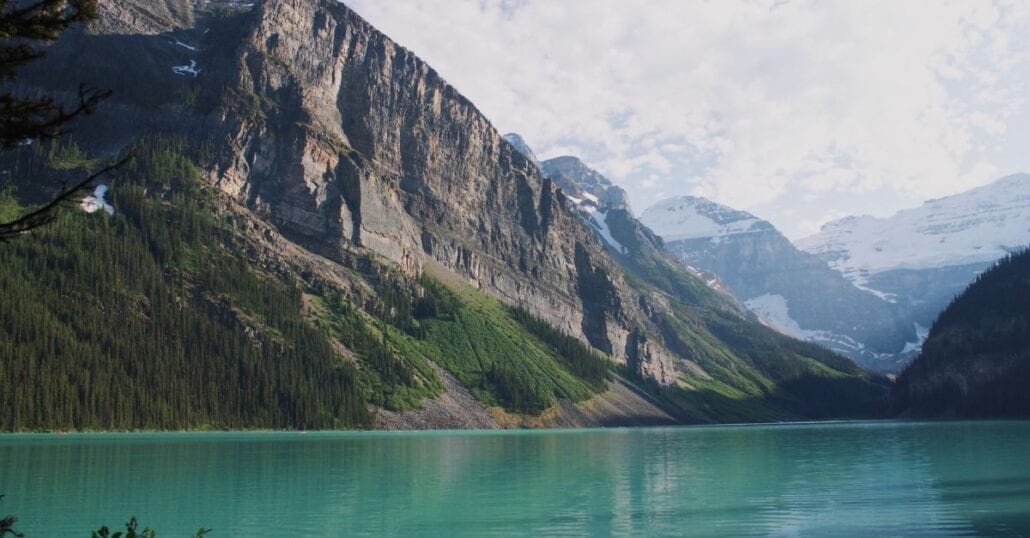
<box><xmin>797</xmin><ymin>173</ymin><xmax>1030</xmax><ymax>276</ymax></box>
<box><xmin>640</xmin><ymin>196</ymin><xmax>772</xmax><ymax>242</ymax></box>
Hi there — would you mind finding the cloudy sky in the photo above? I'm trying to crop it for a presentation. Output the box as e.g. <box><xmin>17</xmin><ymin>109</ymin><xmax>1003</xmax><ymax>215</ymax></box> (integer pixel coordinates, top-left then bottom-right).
<box><xmin>346</xmin><ymin>0</ymin><xmax>1030</xmax><ymax>239</ymax></box>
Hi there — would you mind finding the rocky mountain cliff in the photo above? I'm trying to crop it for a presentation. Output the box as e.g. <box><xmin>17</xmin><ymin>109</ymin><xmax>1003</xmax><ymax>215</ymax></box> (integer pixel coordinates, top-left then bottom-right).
<box><xmin>891</xmin><ymin>247</ymin><xmax>1030</xmax><ymax>417</ymax></box>
<box><xmin>505</xmin><ymin>138</ymin><xmax>889</xmax><ymax>419</ymax></box>
<box><xmin>540</xmin><ymin>154</ymin><xmax>632</xmax><ymax>212</ymax></box>
<box><xmin>640</xmin><ymin>196</ymin><xmax>914</xmax><ymax>371</ymax></box>
<box><xmin>0</xmin><ymin>0</ymin><xmax>887</xmax><ymax>430</ymax></box>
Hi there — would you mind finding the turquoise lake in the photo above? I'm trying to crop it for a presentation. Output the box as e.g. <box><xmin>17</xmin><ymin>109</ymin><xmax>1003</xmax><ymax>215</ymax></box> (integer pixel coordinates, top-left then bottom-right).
<box><xmin>1</xmin><ymin>421</ymin><xmax>1029</xmax><ymax>536</ymax></box>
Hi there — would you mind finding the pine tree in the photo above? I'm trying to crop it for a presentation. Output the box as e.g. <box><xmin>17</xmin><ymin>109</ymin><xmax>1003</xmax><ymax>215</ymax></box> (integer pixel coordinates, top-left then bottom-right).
<box><xmin>0</xmin><ymin>0</ymin><xmax>119</xmax><ymax>241</ymax></box>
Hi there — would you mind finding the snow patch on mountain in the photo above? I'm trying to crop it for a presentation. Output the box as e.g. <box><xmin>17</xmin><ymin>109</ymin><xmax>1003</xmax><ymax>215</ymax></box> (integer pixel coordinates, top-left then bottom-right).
<box><xmin>744</xmin><ymin>293</ymin><xmax>879</xmax><ymax>357</ymax></box>
<box><xmin>582</xmin><ymin>206</ymin><xmax>626</xmax><ymax>254</ymax></box>
<box><xmin>798</xmin><ymin>173</ymin><xmax>1030</xmax><ymax>279</ymax></box>
<box><xmin>745</xmin><ymin>294</ymin><xmax>821</xmax><ymax>341</ymax></box>
<box><xmin>80</xmin><ymin>184</ymin><xmax>113</xmax><ymax>215</ymax></box>
<box><xmin>173</xmin><ymin>60</ymin><xmax>200</xmax><ymax>77</ymax></box>
<box><xmin>901</xmin><ymin>323</ymin><xmax>930</xmax><ymax>354</ymax></box>
<box><xmin>852</xmin><ymin>279</ymin><xmax>897</xmax><ymax>303</ymax></box>
<box><xmin>682</xmin><ymin>264</ymin><xmax>732</xmax><ymax>295</ymax></box>
<box><xmin>641</xmin><ymin>196</ymin><xmax>769</xmax><ymax>242</ymax></box>
<box><xmin>172</xmin><ymin>40</ymin><xmax>197</xmax><ymax>51</ymax></box>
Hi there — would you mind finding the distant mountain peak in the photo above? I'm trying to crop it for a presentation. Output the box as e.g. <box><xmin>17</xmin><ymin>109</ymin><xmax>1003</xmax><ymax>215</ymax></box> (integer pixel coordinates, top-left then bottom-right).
<box><xmin>541</xmin><ymin>155</ymin><xmax>632</xmax><ymax>213</ymax></box>
<box><xmin>641</xmin><ymin>194</ymin><xmax>916</xmax><ymax>372</ymax></box>
<box><xmin>640</xmin><ymin>196</ymin><xmax>772</xmax><ymax>242</ymax></box>
<box><xmin>502</xmin><ymin>132</ymin><xmax>540</xmax><ymax>167</ymax></box>
<box><xmin>798</xmin><ymin>172</ymin><xmax>1030</xmax><ymax>276</ymax></box>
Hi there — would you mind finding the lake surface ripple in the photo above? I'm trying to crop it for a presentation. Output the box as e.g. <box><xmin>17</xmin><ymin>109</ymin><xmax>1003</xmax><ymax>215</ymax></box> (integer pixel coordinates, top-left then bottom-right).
<box><xmin>2</xmin><ymin>421</ymin><xmax>1029</xmax><ymax>536</ymax></box>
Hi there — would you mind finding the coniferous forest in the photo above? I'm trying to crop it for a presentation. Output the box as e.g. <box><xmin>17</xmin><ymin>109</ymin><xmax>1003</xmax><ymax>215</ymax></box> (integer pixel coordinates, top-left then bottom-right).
<box><xmin>891</xmin><ymin>247</ymin><xmax>1030</xmax><ymax>417</ymax></box>
<box><xmin>0</xmin><ymin>139</ymin><xmax>371</xmax><ymax>430</ymax></box>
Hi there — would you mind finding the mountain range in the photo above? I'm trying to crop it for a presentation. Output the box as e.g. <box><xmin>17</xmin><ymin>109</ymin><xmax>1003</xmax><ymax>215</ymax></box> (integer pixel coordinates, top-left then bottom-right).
<box><xmin>636</xmin><ymin>175</ymin><xmax>1029</xmax><ymax>373</ymax></box>
<box><xmin>640</xmin><ymin>196</ymin><xmax>914</xmax><ymax>370</ymax></box>
<box><xmin>0</xmin><ymin>0</ymin><xmax>887</xmax><ymax>431</ymax></box>
<box><xmin>798</xmin><ymin>173</ymin><xmax>1030</xmax><ymax>350</ymax></box>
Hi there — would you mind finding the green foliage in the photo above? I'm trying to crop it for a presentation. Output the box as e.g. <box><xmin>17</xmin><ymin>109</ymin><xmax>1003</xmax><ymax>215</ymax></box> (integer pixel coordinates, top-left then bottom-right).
<box><xmin>405</xmin><ymin>275</ymin><xmax>604</xmax><ymax>414</ymax></box>
<box><xmin>92</xmin><ymin>517</ymin><xmax>210</xmax><ymax>538</ymax></box>
<box><xmin>0</xmin><ymin>139</ymin><xmax>370</xmax><ymax>431</ymax></box>
<box><xmin>312</xmin><ymin>270</ymin><xmax>612</xmax><ymax>416</ymax></box>
<box><xmin>505</xmin><ymin>305</ymin><xmax>612</xmax><ymax>390</ymax></box>
<box><xmin>313</xmin><ymin>288</ymin><xmax>443</xmax><ymax>412</ymax></box>
<box><xmin>0</xmin><ymin>187</ymin><xmax>19</xmax><ymax>222</ymax></box>
<box><xmin>1</xmin><ymin>494</ymin><xmax>21</xmax><ymax>538</ymax></box>
<box><xmin>123</xmin><ymin>136</ymin><xmax>202</xmax><ymax>190</ymax></box>
<box><xmin>43</xmin><ymin>140</ymin><xmax>103</xmax><ymax>170</ymax></box>
<box><xmin>2</xmin><ymin>497</ymin><xmax>211</xmax><ymax>538</ymax></box>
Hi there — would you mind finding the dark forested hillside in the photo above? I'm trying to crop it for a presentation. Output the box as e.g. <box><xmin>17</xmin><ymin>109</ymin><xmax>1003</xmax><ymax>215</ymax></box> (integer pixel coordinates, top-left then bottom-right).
<box><xmin>0</xmin><ymin>140</ymin><xmax>368</xmax><ymax>430</ymax></box>
<box><xmin>891</xmin><ymin>247</ymin><xmax>1030</xmax><ymax>417</ymax></box>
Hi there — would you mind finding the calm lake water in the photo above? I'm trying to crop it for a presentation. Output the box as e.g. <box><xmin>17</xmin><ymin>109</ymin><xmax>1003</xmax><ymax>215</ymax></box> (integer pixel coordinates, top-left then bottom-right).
<box><xmin>1</xmin><ymin>421</ymin><xmax>1029</xmax><ymax>536</ymax></box>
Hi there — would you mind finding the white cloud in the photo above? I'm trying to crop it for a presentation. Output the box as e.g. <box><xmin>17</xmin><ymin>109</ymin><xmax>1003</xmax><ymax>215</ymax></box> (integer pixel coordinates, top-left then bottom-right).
<box><xmin>345</xmin><ymin>0</ymin><xmax>1030</xmax><ymax>238</ymax></box>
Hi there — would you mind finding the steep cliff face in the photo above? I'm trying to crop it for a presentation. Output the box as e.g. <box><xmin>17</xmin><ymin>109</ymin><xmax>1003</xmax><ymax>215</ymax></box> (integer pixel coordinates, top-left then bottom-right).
<box><xmin>208</xmin><ymin>0</ymin><xmax>682</xmax><ymax>381</ymax></box>
<box><xmin>93</xmin><ymin>0</ymin><xmax>194</xmax><ymax>34</ymax></box>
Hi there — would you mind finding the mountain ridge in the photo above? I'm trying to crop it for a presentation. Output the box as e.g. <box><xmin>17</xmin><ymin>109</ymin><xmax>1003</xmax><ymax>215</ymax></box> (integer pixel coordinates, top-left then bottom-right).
<box><xmin>798</xmin><ymin>173</ymin><xmax>1030</xmax><ymax>291</ymax></box>
<box><xmin>640</xmin><ymin>195</ymin><xmax>914</xmax><ymax>372</ymax></box>
<box><xmin>796</xmin><ymin>173</ymin><xmax>1030</xmax><ymax>367</ymax></box>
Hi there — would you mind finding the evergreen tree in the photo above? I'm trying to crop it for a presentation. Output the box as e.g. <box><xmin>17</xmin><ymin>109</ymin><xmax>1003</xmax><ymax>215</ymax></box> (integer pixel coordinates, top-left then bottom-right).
<box><xmin>0</xmin><ymin>0</ymin><xmax>115</xmax><ymax>241</ymax></box>
<box><xmin>892</xmin><ymin>247</ymin><xmax>1030</xmax><ymax>417</ymax></box>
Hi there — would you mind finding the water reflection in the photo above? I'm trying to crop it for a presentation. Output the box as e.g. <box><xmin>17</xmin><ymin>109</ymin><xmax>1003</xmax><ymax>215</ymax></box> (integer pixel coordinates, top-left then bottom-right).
<box><xmin>1</xmin><ymin>422</ymin><xmax>1029</xmax><ymax>536</ymax></box>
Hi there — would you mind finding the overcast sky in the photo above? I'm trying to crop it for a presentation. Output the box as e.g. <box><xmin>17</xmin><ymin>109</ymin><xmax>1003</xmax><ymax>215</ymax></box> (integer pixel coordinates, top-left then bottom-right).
<box><xmin>346</xmin><ymin>0</ymin><xmax>1030</xmax><ymax>239</ymax></box>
